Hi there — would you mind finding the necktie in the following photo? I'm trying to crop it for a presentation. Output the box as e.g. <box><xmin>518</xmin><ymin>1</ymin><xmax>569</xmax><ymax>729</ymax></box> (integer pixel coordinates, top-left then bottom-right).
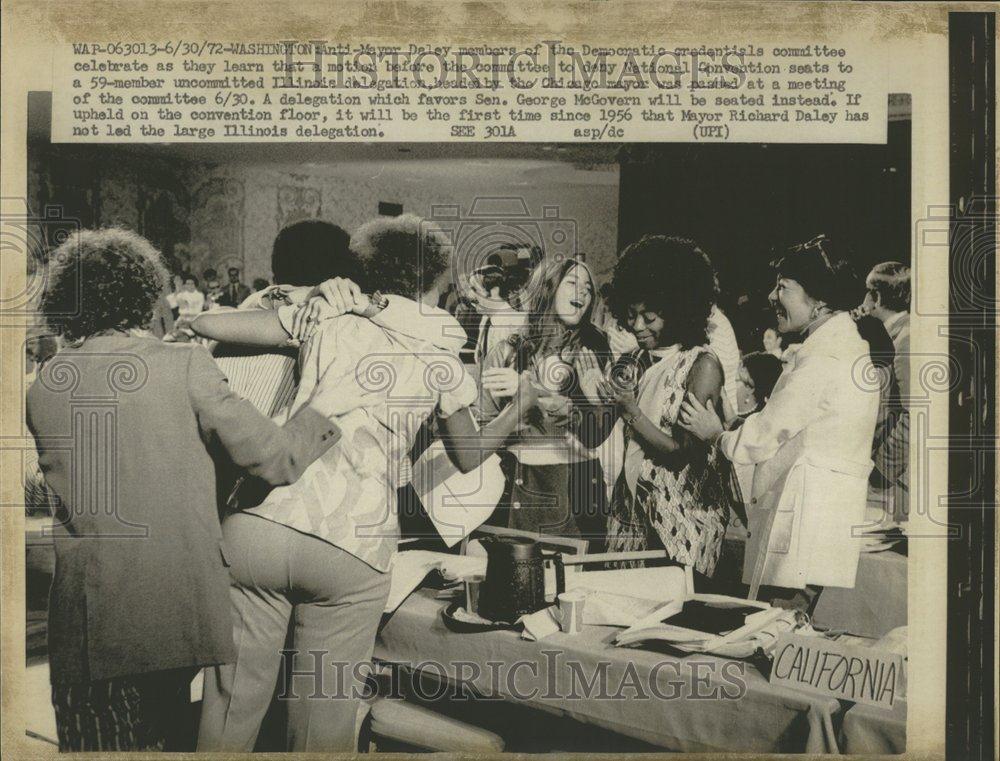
<box><xmin>477</xmin><ymin>317</ymin><xmax>491</xmax><ymax>364</ymax></box>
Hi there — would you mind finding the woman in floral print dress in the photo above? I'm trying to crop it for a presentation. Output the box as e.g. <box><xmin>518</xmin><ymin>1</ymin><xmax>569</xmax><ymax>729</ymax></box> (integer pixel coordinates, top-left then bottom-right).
<box><xmin>599</xmin><ymin>236</ymin><xmax>738</xmax><ymax>578</ymax></box>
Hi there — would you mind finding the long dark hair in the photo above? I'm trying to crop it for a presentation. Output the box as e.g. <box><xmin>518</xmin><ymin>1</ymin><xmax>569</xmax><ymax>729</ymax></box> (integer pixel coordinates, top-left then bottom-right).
<box><xmin>510</xmin><ymin>257</ymin><xmax>607</xmax><ymax>375</ymax></box>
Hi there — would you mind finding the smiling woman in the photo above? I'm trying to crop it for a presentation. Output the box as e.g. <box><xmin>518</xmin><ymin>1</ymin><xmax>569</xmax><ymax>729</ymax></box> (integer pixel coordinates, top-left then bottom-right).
<box><xmin>476</xmin><ymin>257</ymin><xmax>617</xmax><ymax>545</ymax></box>
<box><xmin>678</xmin><ymin>240</ymin><xmax>878</xmax><ymax>610</ymax></box>
<box><xmin>768</xmin><ymin>240</ymin><xmax>859</xmax><ymax>336</ymax></box>
<box><xmin>601</xmin><ymin>236</ymin><xmax>739</xmax><ymax>579</ymax></box>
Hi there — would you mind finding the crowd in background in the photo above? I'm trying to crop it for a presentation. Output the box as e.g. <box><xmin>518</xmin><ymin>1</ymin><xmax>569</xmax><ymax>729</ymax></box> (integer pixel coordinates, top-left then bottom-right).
<box><xmin>25</xmin><ymin>212</ymin><xmax>911</xmax><ymax>753</ymax></box>
<box><xmin>148</xmin><ymin>265</ymin><xmax>269</xmax><ymax>340</ymax></box>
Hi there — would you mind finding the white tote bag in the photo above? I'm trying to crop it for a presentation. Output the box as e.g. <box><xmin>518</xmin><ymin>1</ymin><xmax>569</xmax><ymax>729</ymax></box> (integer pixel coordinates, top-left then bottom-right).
<box><xmin>409</xmin><ymin>442</ymin><xmax>505</xmax><ymax>547</ymax></box>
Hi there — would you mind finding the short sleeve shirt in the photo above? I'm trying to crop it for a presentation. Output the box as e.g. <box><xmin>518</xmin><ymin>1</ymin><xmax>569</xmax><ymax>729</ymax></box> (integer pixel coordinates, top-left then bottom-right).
<box><xmin>247</xmin><ymin>310</ymin><xmax>477</xmax><ymax>571</ymax></box>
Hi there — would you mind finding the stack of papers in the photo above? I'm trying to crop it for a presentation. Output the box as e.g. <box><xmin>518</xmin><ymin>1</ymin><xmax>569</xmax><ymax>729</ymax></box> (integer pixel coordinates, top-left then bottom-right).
<box><xmin>385</xmin><ymin>550</ymin><xmax>486</xmax><ymax>613</ymax></box>
<box><xmin>614</xmin><ymin>595</ymin><xmax>810</xmax><ymax>658</ymax></box>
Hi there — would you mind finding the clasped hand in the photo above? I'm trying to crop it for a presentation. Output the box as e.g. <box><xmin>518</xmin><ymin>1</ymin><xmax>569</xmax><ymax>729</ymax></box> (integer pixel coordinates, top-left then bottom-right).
<box><xmin>288</xmin><ymin>277</ymin><xmax>370</xmax><ymax>342</ymax></box>
<box><xmin>480</xmin><ymin>367</ymin><xmax>555</xmax><ymax>421</ymax></box>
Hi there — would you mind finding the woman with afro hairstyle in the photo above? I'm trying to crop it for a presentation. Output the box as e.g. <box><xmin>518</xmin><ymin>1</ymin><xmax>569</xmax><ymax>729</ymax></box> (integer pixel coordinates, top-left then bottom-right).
<box><xmin>26</xmin><ymin>228</ymin><xmax>358</xmax><ymax>751</ymax></box>
<box><xmin>600</xmin><ymin>235</ymin><xmax>739</xmax><ymax>579</ymax></box>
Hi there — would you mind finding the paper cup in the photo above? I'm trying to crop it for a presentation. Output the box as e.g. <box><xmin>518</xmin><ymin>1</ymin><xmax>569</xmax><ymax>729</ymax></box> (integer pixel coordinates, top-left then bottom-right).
<box><xmin>465</xmin><ymin>575</ymin><xmax>485</xmax><ymax>616</ymax></box>
<box><xmin>557</xmin><ymin>590</ymin><xmax>588</xmax><ymax>634</ymax></box>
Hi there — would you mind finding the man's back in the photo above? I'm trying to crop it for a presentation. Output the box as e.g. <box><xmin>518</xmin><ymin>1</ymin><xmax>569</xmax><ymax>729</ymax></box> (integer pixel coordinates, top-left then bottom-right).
<box><xmin>247</xmin><ymin>302</ymin><xmax>476</xmax><ymax>570</ymax></box>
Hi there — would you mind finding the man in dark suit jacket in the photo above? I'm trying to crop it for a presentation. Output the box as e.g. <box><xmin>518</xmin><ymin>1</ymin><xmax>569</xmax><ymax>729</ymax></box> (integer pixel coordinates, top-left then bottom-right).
<box><xmin>862</xmin><ymin>261</ymin><xmax>911</xmax><ymax>521</ymax></box>
<box><xmin>218</xmin><ymin>266</ymin><xmax>253</xmax><ymax>307</ymax></box>
<box><xmin>26</xmin><ymin>228</ymin><xmax>361</xmax><ymax>751</ymax></box>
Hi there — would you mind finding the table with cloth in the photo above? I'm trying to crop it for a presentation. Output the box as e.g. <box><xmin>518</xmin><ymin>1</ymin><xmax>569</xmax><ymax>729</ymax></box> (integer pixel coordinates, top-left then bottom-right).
<box><xmin>716</xmin><ymin>526</ymin><xmax>907</xmax><ymax>639</ymax></box>
<box><xmin>839</xmin><ymin>699</ymin><xmax>907</xmax><ymax>754</ymax></box>
<box><xmin>375</xmin><ymin>589</ymin><xmax>843</xmax><ymax>753</ymax></box>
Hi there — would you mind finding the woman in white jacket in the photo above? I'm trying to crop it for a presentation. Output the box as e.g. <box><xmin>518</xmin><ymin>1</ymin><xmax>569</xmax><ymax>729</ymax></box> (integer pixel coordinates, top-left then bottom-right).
<box><xmin>679</xmin><ymin>239</ymin><xmax>880</xmax><ymax>611</ymax></box>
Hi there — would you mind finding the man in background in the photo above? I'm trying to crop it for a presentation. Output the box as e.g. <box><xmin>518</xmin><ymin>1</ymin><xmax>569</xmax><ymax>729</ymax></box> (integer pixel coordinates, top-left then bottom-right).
<box><xmin>861</xmin><ymin>261</ymin><xmax>911</xmax><ymax>521</ymax></box>
<box><xmin>471</xmin><ymin>263</ymin><xmax>527</xmax><ymax>368</ymax></box>
<box><xmin>219</xmin><ymin>266</ymin><xmax>252</xmax><ymax>307</ymax></box>
<box><xmin>203</xmin><ymin>268</ymin><xmax>224</xmax><ymax>309</ymax></box>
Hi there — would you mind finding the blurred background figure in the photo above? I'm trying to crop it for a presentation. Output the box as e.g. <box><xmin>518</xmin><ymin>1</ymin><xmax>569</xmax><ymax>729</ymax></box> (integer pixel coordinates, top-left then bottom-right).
<box><xmin>149</xmin><ymin>280</ymin><xmax>176</xmax><ymax>338</ymax></box>
<box><xmin>202</xmin><ymin>267</ymin><xmax>223</xmax><ymax>309</ymax></box>
<box><xmin>24</xmin><ymin>331</ymin><xmax>60</xmax><ymax>381</ymax></box>
<box><xmin>24</xmin><ymin>330</ymin><xmax>61</xmax><ymax>517</ymax></box>
<box><xmin>471</xmin><ymin>262</ymin><xmax>526</xmax><ymax>368</ymax></box>
<box><xmin>165</xmin><ymin>273</ymin><xmax>185</xmax><ymax>321</ymax></box>
<box><xmin>761</xmin><ymin>326</ymin><xmax>784</xmax><ymax>358</ymax></box>
<box><xmin>738</xmin><ymin>351</ymin><xmax>784</xmax><ymax>415</ymax></box>
<box><xmin>218</xmin><ymin>266</ymin><xmax>252</xmax><ymax>307</ymax></box>
<box><xmin>251</xmin><ymin>277</ymin><xmax>270</xmax><ymax>294</ymax></box>
<box><xmin>175</xmin><ymin>274</ymin><xmax>205</xmax><ymax>326</ymax></box>
<box><xmin>860</xmin><ymin>261</ymin><xmax>911</xmax><ymax>522</ymax></box>
<box><xmin>450</xmin><ymin>272</ymin><xmax>481</xmax><ymax>363</ymax></box>
<box><xmin>728</xmin><ymin>349</ymin><xmax>785</xmax><ymax>529</ymax></box>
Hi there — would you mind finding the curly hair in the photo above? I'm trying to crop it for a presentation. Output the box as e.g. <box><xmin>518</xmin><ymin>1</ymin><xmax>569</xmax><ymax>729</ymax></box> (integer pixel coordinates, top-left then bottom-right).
<box><xmin>41</xmin><ymin>228</ymin><xmax>169</xmax><ymax>342</ymax></box>
<box><xmin>608</xmin><ymin>235</ymin><xmax>717</xmax><ymax>350</ymax></box>
<box><xmin>350</xmin><ymin>214</ymin><xmax>451</xmax><ymax>299</ymax></box>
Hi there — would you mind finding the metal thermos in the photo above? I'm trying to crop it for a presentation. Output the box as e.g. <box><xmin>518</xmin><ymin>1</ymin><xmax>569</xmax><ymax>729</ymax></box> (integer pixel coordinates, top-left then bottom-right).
<box><xmin>478</xmin><ymin>535</ymin><xmax>564</xmax><ymax>623</ymax></box>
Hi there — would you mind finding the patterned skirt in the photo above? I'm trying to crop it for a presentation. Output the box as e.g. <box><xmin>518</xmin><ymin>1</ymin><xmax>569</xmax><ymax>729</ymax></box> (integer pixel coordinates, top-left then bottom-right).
<box><xmin>606</xmin><ymin>456</ymin><xmax>731</xmax><ymax>577</ymax></box>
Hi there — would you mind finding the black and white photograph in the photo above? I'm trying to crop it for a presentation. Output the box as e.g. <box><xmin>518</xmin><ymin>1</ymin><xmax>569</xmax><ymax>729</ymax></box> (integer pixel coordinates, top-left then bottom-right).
<box><xmin>20</xmin><ymin>92</ymin><xmax>916</xmax><ymax>754</ymax></box>
<box><xmin>2</xmin><ymin>3</ymin><xmax>995</xmax><ymax>760</ymax></box>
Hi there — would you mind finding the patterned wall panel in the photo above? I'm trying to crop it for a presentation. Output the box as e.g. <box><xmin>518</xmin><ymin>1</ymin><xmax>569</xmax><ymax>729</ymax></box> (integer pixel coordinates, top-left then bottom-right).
<box><xmin>276</xmin><ymin>183</ymin><xmax>322</xmax><ymax>230</ymax></box>
<box><xmin>188</xmin><ymin>177</ymin><xmax>246</xmax><ymax>278</ymax></box>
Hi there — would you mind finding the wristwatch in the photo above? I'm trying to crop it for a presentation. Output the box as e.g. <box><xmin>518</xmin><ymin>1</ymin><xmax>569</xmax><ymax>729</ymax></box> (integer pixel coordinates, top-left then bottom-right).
<box><xmin>621</xmin><ymin>407</ymin><xmax>641</xmax><ymax>428</ymax></box>
<box><xmin>359</xmin><ymin>291</ymin><xmax>389</xmax><ymax>318</ymax></box>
